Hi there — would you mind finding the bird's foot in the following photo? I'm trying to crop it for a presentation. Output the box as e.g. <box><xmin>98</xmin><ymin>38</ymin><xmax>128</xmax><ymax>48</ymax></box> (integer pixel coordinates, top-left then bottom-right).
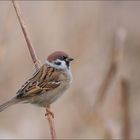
<box><xmin>45</xmin><ymin>106</ymin><xmax>54</xmax><ymax>118</ymax></box>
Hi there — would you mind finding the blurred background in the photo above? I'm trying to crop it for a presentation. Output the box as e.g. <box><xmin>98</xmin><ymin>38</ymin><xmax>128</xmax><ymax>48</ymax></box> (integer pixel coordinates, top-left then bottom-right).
<box><xmin>0</xmin><ymin>1</ymin><xmax>140</xmax><ymax>139</ymax></box>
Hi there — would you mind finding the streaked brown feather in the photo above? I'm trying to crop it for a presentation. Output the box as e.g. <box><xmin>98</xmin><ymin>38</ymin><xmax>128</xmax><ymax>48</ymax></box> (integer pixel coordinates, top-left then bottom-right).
<box><xmin>16</xmin><ymin>64</ymin><xmax>61</xmax><ymax>98</ymax></box>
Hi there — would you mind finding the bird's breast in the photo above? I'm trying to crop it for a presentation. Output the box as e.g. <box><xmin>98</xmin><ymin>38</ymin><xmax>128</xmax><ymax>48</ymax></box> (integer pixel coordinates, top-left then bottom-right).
<box><xmin>37</xmin><ymin>80</ymin><xmax>70</xmax><ymax>106</ymax></box>
<box><xmin>29</xmin><ymin>69</ymin><xmax>72</xmax><ymax>107</ymax></box>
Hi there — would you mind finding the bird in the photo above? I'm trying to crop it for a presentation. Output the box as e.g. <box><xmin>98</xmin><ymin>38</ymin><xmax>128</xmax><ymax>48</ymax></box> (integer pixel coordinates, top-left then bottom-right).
<box><xmin>0</xmin><ymin>51</ymin><xmax>74</xmax><ymax>114</ymax></box>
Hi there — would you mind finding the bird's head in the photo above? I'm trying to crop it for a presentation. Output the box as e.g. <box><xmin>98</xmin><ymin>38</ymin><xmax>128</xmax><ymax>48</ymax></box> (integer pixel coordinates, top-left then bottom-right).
<box><xmin>46</xmin><ymin>51</ymin><xmax>74</xmax><ymax>70</ymax></box>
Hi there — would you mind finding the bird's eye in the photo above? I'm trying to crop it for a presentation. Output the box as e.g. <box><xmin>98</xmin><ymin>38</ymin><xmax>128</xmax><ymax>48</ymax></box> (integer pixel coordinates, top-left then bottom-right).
<box><xmin>59</xmin><ymin>56</ymin><xmax>67</xmax><ymax>60</ymax></box>
<box><xmin>54</xmin><ymin>61</ymin><xmax>61</xmax><ymax>65</ymax></box>
<box><xmin>63</xmin><ymin>56</ymin><xmax>67</xmax><ymax>59</ymax></box>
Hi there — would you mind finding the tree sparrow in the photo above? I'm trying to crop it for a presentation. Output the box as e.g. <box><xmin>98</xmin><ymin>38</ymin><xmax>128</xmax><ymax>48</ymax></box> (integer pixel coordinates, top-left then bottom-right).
<box><xmin>0</xmin><ymin>51</ymin><xmax>74</xmax><ymax>112</ymax></box>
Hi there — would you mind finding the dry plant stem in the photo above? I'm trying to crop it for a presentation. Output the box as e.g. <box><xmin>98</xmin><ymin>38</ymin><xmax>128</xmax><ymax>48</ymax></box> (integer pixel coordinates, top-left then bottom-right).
<box><xmin>120</xmin><ymin>79</ymin><xmax>130</xmax><ymax>140</ymax></box>
<box><xmin>93</xmin><ymin>27</ymin><xmax>127</xmax><ymax>108</ymax></box>
<box><xmin>93</xmin><ymin>28</ymin><xmax>129</xmax><ymax>139</ymax></box>
<box><xmin>11</xmin><ymin>0</ymin><xmax>56</xmax><ymax>139</ymax></box>
<box><xmin>91</xmin><ymin>46</ymin><xmax>119</xmax><ymax>139</ymax></box>
<box><xmin>12</xmin><ymin>0</ymin><xmax>40</xmax><ymax>70</ymax></box>
<box><xmin>46</xmin><ymin>106</ymin><xmax>56</xmax><ymax>140</ymax></box>
<box><xmin>93</xmin><ymin>47</ymin><xmax>118</xmax><ymax>109</ymax></box>
<box><xmin>115</xmin><ymin>28</ymin><xmax>130</xmax><ymax>139</ymax></box>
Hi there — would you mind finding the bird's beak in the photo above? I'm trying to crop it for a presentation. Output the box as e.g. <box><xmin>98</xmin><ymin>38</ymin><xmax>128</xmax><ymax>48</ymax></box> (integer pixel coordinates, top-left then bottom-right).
<box><xmin>67</xmin><ymin>57</ymin><xmax>74</xmax><ymax>61</ymax></box>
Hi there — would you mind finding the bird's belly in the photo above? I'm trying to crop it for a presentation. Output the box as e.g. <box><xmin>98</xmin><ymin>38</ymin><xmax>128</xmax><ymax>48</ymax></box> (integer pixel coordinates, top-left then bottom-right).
<box><xmin>29</xmin><ymin>82</ymin><xmax>69</xmax><ymax>107</ymax></box>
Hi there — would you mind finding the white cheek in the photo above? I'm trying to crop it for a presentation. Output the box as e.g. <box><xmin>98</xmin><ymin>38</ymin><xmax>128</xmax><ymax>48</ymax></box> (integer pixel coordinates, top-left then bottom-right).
<box><xmin>59</xmin><ymin>60</ymin><xmax>67</xmax><ymax>69</ymax></box>
<box><xmin>46</xmin><ymin>60</ymin><xmax>67</xmax><ymax>70</ymax></box>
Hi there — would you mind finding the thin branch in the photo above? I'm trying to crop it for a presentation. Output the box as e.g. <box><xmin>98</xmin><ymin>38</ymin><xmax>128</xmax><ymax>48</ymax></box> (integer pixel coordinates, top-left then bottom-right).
<box><xmin>11</xmin><ymin>0</ymin><xmax>56</xmax><ymax>139</ymax></box>
<box><xmin>120</xmin><ymin>78</ymin><xmax>130</xmax><ymax>140</ymax></box>
<box><xmin>47</xmin><ymin>116</ymin><xmax>56</xmax><ymax>139</ymax></box>
<box><xmin>46</xmin><ymin>106</ymin><xmax>56</xmax><ymax>139</ymax></box>
<box><xmin>93</xmin><ymin>27</ymin><xmax>127</xmax><ymax>109</ymax></box>
<box><xmin>12</xmin><ymin>0</ymin><xmax>40</xmax><ymax>70</ymax></box>
<box><xmin>91</xmin><ymin>36</ymin><xmax>122</xmax><ymax>139</ymax></box>
<box><xmin>116</xmin><ymin>28</ymin><xmax>130</xmax><ymax>139</ymax></box>
<box><xmin>93</xmin><ymin>47</ymin><xmax>118</xmax><ymax>109</ymax></box>
<box><xmin>92</xmin><ymin>27</ymin><xmax>130</xmax><ymax>139</ymax></box>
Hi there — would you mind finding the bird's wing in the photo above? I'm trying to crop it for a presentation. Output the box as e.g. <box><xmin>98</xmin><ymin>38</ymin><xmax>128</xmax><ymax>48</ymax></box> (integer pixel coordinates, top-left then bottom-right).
<box><xmin>16</xmin><ymin>64</ymin><xmax>61</xmax><ymax>98</ymax></box>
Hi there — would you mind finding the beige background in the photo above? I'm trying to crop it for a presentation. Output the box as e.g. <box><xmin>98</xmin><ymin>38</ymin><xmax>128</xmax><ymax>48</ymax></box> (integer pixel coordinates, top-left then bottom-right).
<box><xmin>0</xmin><ymin>1</ymin><xmax>139</xmax><ymax>139</ymax></box>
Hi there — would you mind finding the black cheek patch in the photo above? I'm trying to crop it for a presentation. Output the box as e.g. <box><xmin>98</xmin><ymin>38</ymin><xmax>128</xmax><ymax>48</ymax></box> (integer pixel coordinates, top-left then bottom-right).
<box><xmin>54</xmin><ymin>62</ymin><xmax>61</xmax><ymax>65</ymax></box>
<box><xmin>66</xmin><ymin>61</ymin><xmax>70</xmax><ymax>68</ymax></box>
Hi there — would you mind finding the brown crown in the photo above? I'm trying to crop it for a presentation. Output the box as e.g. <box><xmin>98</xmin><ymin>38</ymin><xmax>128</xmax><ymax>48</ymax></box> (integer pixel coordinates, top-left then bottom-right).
<box><xmin>47</xmin><ymin>51</ymin><xmax>69</xmax><ymax>62</ymax></box>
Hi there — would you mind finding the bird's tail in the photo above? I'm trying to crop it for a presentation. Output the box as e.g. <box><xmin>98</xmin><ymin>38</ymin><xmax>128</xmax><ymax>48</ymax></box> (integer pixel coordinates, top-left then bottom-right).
<box><xmin>0</xmin><ymin>97</ymin><xmax>20</xmax><ymax>112</ymax></box>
